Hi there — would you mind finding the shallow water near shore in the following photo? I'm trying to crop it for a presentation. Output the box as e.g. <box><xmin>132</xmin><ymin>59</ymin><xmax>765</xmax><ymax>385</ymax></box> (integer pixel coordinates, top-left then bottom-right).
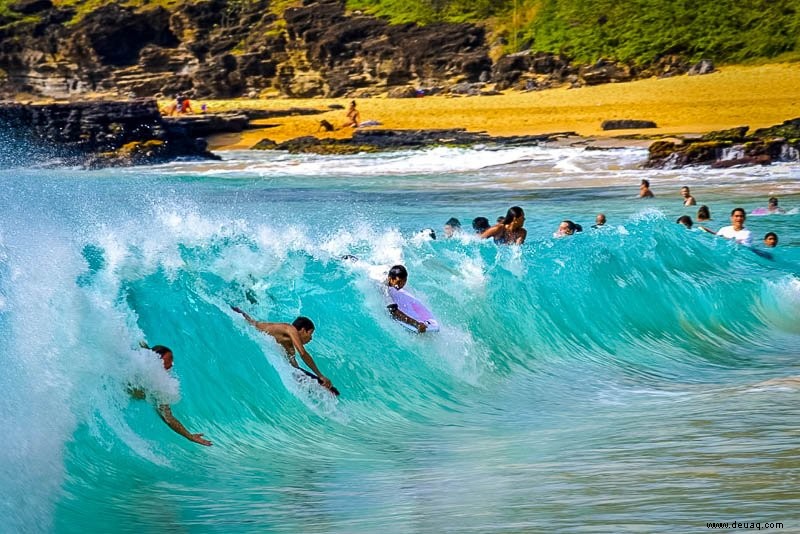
<box><xmin>2</xmin><ymin>145</ymin><xmax>800</xmax><ymax>532</ymax></box>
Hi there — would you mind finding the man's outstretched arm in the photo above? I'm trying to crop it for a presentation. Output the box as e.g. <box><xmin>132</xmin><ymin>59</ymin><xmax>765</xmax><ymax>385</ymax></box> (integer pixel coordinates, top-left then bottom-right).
<box><xmin>157</xmin><ymin>404</ymin><xmax>212</xmax><ymax>446</ymax></box>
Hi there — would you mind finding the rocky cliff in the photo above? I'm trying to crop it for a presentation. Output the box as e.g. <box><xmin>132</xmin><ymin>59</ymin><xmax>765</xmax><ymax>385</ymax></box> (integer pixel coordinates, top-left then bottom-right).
<box><xmin>0</xmin><ymin>0</ymin><xmax>707</xmax><ymax>100</ymax></box>
<box><xmin>0</xmin><ymin>0</ymin><xmax>494</xmax><ymax>99</ymax></box>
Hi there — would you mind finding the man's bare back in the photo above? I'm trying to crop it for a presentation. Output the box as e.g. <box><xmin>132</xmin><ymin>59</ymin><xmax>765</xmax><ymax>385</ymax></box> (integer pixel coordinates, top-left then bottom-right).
<box><xmin>231</xmin><ymin>306</ymin><xmax>337</xmax><ymax>393</ymax></box>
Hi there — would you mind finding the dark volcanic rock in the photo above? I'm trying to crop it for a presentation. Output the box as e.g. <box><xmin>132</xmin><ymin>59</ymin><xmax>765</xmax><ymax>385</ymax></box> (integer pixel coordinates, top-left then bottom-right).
<box><xmin>10</xmin><ymin>0</ymin><xmax>53</xmax><ymax>15</ymax></box>
<box><xmin>0</xmin><ymin>99</ymin><xmax>220</xmax><ymax>167</ymax></box>
<box><xmin>0</xmin><ymin>0</ymin><xmax>492</xmax><ymax>100</ymax></box>
<box><xmin>646</xmin><ymin>119</ymin><xmax>800</xmax><ymax>168</ymax></box>
<box><xmin>252</xmin><ymin>128</ymin><xmax>576</xmax><ymax>154</ymax></box>
<box><xmin>601</xmin><ymin>120</ymin><xmax>657</xmax><ymax>130</ymax></box>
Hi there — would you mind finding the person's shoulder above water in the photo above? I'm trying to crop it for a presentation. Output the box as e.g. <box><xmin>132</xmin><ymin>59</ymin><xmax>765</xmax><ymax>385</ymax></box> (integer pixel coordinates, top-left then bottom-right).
<box><xmin>639</xmin><ymin>179</ymin><xmax>654</xmax><ymax>198</ymax></box>
<box><xmin>481</xmin><ymin>206</ymin><xmax>527</xmax><ymax>245</ymax></box>
<box><xmin>680</xmin><ymin>186</ymin><xmax>696</xmax><ymax>206</ymax></box>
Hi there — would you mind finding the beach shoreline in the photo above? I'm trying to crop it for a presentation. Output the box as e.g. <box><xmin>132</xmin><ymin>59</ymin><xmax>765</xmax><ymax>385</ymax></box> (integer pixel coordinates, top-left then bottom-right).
<box><xmin>198</xmin><ymin>63</ymin><xmax>800</xmax><ymax>151</ymax></box>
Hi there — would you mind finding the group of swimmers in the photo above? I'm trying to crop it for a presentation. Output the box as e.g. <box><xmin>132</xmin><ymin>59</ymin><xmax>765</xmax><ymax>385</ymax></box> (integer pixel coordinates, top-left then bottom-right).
<box><xmin>664</xmin><ymin>185</ymin><xmax>784</xmax><ymax>248</ymax></box>
<box><xmin>137</xmin><ymin>259</ymin><xmax>430</xmax><ymax>445</ymax></box>
<box><xmin>135</xmin><ymin>187</ymin><xmax>790</xmax><ymax>447</ymax></box>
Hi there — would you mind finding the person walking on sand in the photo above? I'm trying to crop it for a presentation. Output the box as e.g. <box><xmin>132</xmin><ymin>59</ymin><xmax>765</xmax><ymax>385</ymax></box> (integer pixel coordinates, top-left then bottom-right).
<box><xmin>341</xmin><ymin>100</ymin><xmax>361</xmax><ymax>128</ymax></box>
<box><xmin>130</xmin><ymin>344</ymin><xmax>212</xmax><ymax>446</ymax></box>
<box><xmin>231</xmin><ymin>307</ymin><xmax>337</xmax><ymax>394</ymax></box>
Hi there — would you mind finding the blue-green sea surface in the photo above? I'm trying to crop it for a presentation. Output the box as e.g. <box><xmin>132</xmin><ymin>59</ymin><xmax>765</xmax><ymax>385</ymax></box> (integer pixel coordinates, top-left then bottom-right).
<box><xmin>2</xmin><ymin>145</ymin><xmax>800</xmax><ymax>532</ymax></box>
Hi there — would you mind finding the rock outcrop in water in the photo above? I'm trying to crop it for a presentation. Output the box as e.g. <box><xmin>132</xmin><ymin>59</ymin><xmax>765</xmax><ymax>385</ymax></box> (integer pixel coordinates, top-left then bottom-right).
<box><xmin>645</xmin><ymin>119</ymin><xmax>800</xmax><ymax>168</ymax></box>
<box><xmin>0</xmin><ymin>99</ymin><xmax>221</xmax><ymax>167</ymax></box>
<box><xmin>251</xmin><ymin>128</ymin><xmax>577</xmax><ymax>154</ymax></box>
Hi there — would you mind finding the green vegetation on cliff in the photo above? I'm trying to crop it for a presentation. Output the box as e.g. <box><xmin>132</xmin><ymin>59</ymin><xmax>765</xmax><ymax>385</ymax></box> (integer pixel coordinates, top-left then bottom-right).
<box><xmin>3</xmin><ymin>0</ymin><xmax>798</xmax><ymax>65</ymax></box>
<box><xmin>347</xmin><ymin>0</ymin><xmax>800</xmax><ymax>64</ymax></box>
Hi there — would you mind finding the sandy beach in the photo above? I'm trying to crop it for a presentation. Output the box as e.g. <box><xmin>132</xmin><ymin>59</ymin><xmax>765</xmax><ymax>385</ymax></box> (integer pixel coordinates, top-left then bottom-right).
<box><xmin>199</xmin><ymin>63</ymin><xmax>800</xmax><ymax>150</ymax></box>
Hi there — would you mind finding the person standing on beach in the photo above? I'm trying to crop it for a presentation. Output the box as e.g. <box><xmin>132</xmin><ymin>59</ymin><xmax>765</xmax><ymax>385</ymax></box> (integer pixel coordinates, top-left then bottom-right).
<box><xmin>130</xmin><ymin>344</ymin><xmax>212</xmax><ymax>446</ymax></box>
<box><xmin>341</xmin><ymin>100</ymin><xmax>361</xmax><ymax>128</ymax></box>
<box><xmin>231</xmin><ymin>308</ymin><xmax>337</xmax><ymax>394</ymax></box>
<box><xmin>639</xmin><ymin>179</ymin><xmax>654</xmax><ymax>198</ymax></box>
<box><xmin>681</xmin><ymin>186</ymin><xmax>696</xmax><ymax>206</ymax></box>
<box><xmin>481</xmin><ymin>206</ymin><xmax>527</xmax><ymax>245</ymax></box>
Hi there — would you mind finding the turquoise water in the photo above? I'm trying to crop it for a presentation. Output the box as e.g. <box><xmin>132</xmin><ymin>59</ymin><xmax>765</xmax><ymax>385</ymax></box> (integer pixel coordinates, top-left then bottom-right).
<box><xmin>2</xmin><ymin>145</ymin><xmax>800</xmax><ymax>532</ymax></box>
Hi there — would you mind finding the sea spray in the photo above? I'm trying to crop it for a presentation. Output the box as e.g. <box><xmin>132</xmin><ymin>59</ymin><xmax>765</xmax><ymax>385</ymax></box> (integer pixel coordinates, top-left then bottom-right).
<box><xmin>0</xmin><ymin>146</ymin><xmax>798</xmax><ymax>531</ymax></box>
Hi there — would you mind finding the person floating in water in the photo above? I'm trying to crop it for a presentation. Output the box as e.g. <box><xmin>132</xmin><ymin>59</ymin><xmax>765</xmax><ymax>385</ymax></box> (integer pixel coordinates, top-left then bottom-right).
<box><xmin>554</xmin><ymin>219</ymin><xmax>582</xmax><ymax>237</ymax></box>
<box><xmin>680</xmin><ymin>186</ymin><xmax>696</xmax><ymax>206</ymax></box>
<box><xmin>592</xmin><ymin>213</ymin><xmax>606</xmax><ymax>228</ymax></box>
<box><xmin>639</xmin><ymin>179</ymin><xmax>654</xmax><ymax>198</ymax></box>
<box><xmin>676</xmin><ymin>215</ymin><xmax>693</xmax><ymax>229</ymax></box>
<box><xmin>703</xmin><ymin>207</ymin><xmax>753</xmax><ymax>245</ymax></box>
<box><xmin>764</xmin><ymin>232</ymin><xmax>778</xmax><ymax>248</ymax></box>
<box><xmin>696</xmin><ymin>205</ymin><xmax>711</xmax><ymax>222</ymax></box>
<box><xmin>231</xmin><ymin>307</ymin><xmax>338</xmax><ymax>395</ymax></box>
<box><xmin>444</xmin><ymin>217</ymin><xmax>462</xmax><ymax>238</ymax></box>
<box><xmin>472</xmin><ymin>217</ymin><xmax>490</xmax><ymax>234</ymax></box>
<box><xmin>385</xmin><ymin>265</ymin><xmax>427</xmax><ymax>333</ymax></box>
<box><xmin>481</xmin><ymin>206</ymin><xmax>527</xmax><ymax>245</ymax></box>
<box><xmin>130</xmin><ymin>344</ymin><xmax>212</xmax><ymax>446</ymax></box>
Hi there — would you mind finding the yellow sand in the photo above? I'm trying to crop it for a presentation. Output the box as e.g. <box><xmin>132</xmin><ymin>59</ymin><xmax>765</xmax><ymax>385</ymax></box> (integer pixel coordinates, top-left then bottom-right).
<box><xmin>196</xmin><ymin>63</ymin><xmax>800</xmax><ymax>150</ymax></box>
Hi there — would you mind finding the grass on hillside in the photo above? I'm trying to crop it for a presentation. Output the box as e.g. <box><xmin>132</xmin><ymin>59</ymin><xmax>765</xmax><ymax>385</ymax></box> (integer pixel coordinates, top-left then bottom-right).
<box><xmin>346</xmin><ymin>0</ymin><xmax>800</xmax><ymax>65</ymax></box>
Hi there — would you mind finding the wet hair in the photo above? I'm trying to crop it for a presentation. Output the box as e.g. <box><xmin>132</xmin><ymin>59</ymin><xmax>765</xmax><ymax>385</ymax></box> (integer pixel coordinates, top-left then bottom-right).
<box><xmin>697</xmin><ymin>205</ymin><xmax>710</xmax><ymax>219</ymax></box>
<box><xmin>388</xmin><ymin>264</ymin><xmax>408</xmax><ymax>280</ymax></box>
<box><xmin>445</xmin><ymin>217</ymin><xmax>461</xmax><ymax>228</ymax></box>
<box><xmin>768</xmin><ymin>197</ymin><xmax>778</xmax><ymax>206</ymax></box>
<box><xmin>681</xmin><ymin>186</ymin><xmax>690</xmax><ymax>192</ymax></box>
<box><xmin>641</xmin><ymin>179</ymin><xmax>650</xmax><ymax>187</ymax></box>
<box><xmin>676</xmin><ymin>215</ymin><xmax>693</xmax><ymax>228</ymax></box>
<box><xmin>472</xmin><ymin>217</ymin><xmax>490</xmax><ymax>233</ymax></box>
<box><xmin>562</xmin><ymin>220</ymin><xmax>578</xmax><ymax>233</ymax></box>
<box><xmin>149</xmin><ymin>345</ymin><xmax>171</xmax><ymax>356</ymax></box>
<box><xmin>292</xmin><ymin>316</ymin><xmax>315</xmax><ymax>332</ymax></box>
<box><xmin>730</xmin><ymin>207</ymin><xmax>746</xmax><ymax>217</ymax></box>
<box><xmin>764</xmin><ymin>231</ymin><xmax>778</xmax><ymax>244</ymax></box>
<box><xmin>148</xmin><ymin>345</ymin><xmax>173</xmax><ymax>364</ymax></box>
<box><xmin>503</xmin><ymin>206</ymin><xmax>525</xmax><ymax>225</ymax></box>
